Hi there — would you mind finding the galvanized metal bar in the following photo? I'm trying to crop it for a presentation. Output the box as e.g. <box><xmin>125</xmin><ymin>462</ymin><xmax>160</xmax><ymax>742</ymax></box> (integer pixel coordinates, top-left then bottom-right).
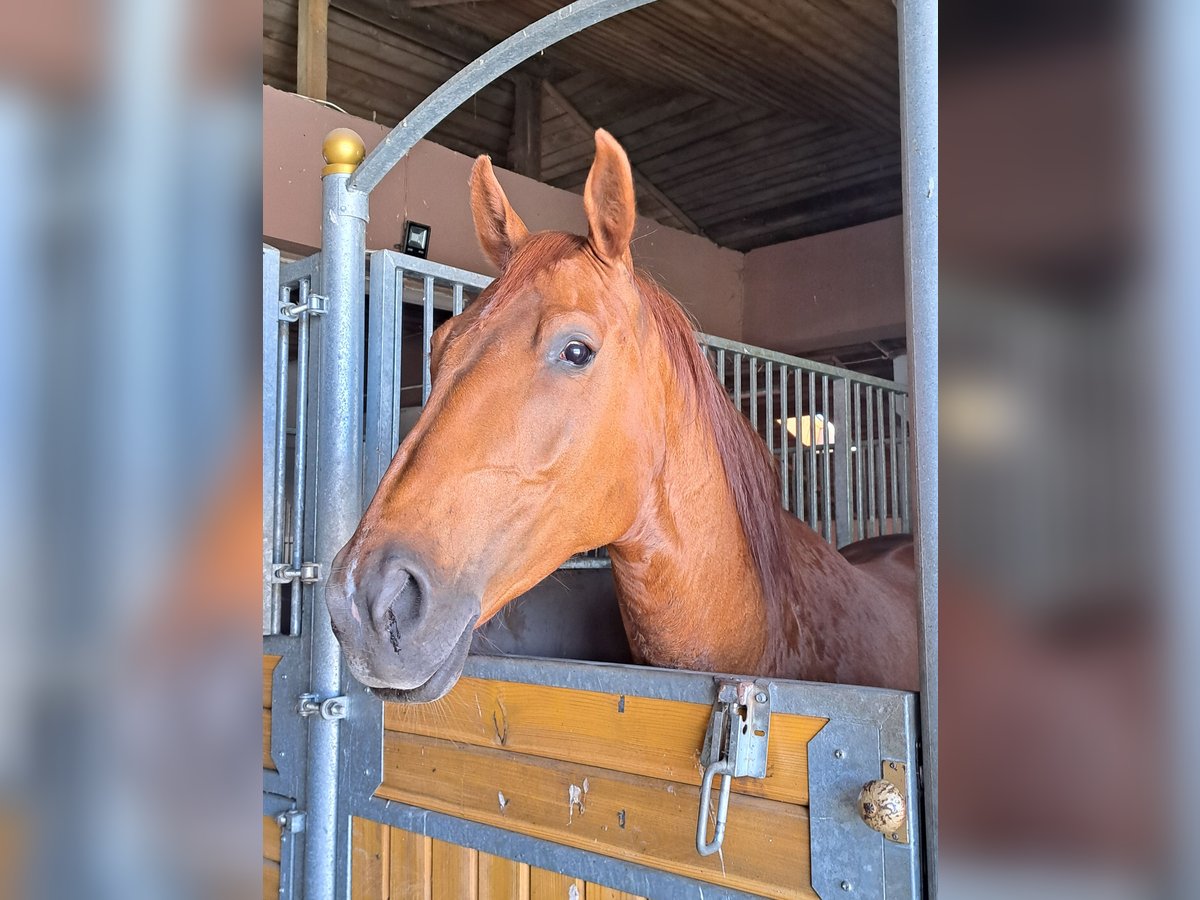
<box><xmin>289</xmin><ymin>277</ymin><xmax>313</xmax><ymax>637</ymax></box>
<box><xmin>807</xmin><ymin>371</ymin><xmax>818</xmax><ymax>530</ymax></box>
<box><xmin>716</xmin><ymin>347</ymin><xmax>725</xmax><ymax>388</ymax></box>
<box><xmin>779</xmin><ymin>366</ymin><xmax>789</xmax><ymax>512</ymax></box>
<box><xmin>305</xmin><ymin>159</ymin><xmax>368</xmax><ymax>900</ymax></box>
<box><xmin>899</xmin><ymin>394</ymin><xmax>911</xmax><ymax>533</ymax></box>
<box><xmin>832</xmin><ymin>377</ymin><xmax>853</xmax><ymax>547</ymax></box>
<box><xmin>391</xmin><ymin>271</ymin><xmax>404</xmax><ymax>455</ymax></box>
<box><xmin>821</xmin><ymin>374</ymin><xmax>832</xmax><ymax>543</ymax></box>
<box><xmin>875</xmin><ymin>386</ymin><xmax>887</xmax><ymax>536</ymax></box>
<box><xmin>733</xmin><ymin>352</ymin><xmax>742</xmax><ymax>415</ymax></box>
<box><xmin>422</xmin><ymin>275</ymin><xmax>435</xmax><ymax>405</ymax></box>
<box><xmin>263</xmin><ymin>248</ymin><xmax>281</xmax><ymax>635</ymax></box>
<box><xmin>764</xmin><ymin>360</ymin><xmax>774</xmax><ymax>454</ymax></box>
<box><xmin>452</xmin><ymin>281</ymin><xmax>464</xmax><ymax>316</ymax></box>
<box><xmin>349</xmin><ymin>0</ymin><xmax>659</xmax><ymax>194</ymax></box>
<box><xmin>898</xmin><ymin>0</ymin><xmax>938</xmax><ymax>890</ymax></box>
<box><xmin>269</xmin><ymin>283</ymin><xmax>291</xmax><ymax>635</ymax></box>
<box><xmin>889</xmin><ymin>390</ymin><xmax>900</xmax><ymax>535</ymax></box>
<box><xmin>854</xmin><ymin>381</ymin><xmax>864</xmax><ymax>541</ymax></box>
<box><xmin>794</xmin><ymin>368</ymin><xmax>803</xmax><ymax>522</ymax></box>
<box><xmin>866</xmin><ymin>386</ymin><xmax>877</xmax><ymax>537</ymax></box>
<box><xmin>749</xmin><ymin>356</ymin><xmax>758</xmax><ymax>431</ymax></box>
<box><xmin>365</xmin><ymin>251</ymin><xmax>396</xmax><ymax>497</ymax></box>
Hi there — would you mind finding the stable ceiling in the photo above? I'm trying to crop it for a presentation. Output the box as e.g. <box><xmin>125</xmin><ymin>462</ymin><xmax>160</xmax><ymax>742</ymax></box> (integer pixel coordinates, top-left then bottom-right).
<box><xmin>263</xmin><ymin>0</ymin><xmax>902</xmax><ymax>251</ymax></box>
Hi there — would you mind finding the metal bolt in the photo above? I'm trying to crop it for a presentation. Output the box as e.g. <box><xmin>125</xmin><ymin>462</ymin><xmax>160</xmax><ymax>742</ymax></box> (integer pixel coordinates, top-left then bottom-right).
<box><xmin>755</xmin><ymin>691</ymin><xmax>768</xmax><ymax>703</ymax></box>
<box><xmin>841</xmin><ymin>880</ymin><xmax>852</xmax><ymax>891</ymax></box>
<box><xmin>834</xmin><ymin>749</ymin><xmax>845</xmax><ymax>759</ymax></box>
<box><xmin>276</xmin><ymin>813</ymin><xmax>287</xmax><ymax>826</ymax></box>
<box><xmin>891</xmin><ymin>832</ymin><xmax>900</xmax><ymax>841</ymax></box>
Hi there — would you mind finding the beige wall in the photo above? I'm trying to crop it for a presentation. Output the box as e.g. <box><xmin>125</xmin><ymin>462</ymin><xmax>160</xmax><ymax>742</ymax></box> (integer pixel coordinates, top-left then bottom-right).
<box><xmin>263</xmin><ymin>86</ymin><xmax>744</xmax><ymax>339</ymax></box>
<box><xmin>741</xmin><ymin>217</ymin><xmax>907</xmax><ymax>355</ymax></box>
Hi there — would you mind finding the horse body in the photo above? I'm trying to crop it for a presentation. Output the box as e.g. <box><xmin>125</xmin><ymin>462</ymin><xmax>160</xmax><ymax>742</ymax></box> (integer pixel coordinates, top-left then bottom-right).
<box><xmin>326</xmin><ymin>130</ymin><xmax>918</xmax><ymax>700</ymax></box>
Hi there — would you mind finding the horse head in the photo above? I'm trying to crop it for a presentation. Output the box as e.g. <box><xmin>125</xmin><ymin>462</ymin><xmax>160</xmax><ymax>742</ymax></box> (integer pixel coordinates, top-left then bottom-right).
<box><xmin>326</xmin><ymin>131</ymin><xmax>664</xmax><ymax>701</ymax></box>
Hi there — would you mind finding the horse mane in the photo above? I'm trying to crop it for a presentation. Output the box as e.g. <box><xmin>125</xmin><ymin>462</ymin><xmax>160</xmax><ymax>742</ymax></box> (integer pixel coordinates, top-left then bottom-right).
<box><xmin>633</xmin><ymin>271</ymin><xmax>800</xmax><ymax>609</ymax></box>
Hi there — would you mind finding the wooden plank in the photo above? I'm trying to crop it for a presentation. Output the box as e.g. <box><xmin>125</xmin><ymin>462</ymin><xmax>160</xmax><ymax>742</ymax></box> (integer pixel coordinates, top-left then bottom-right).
<box><xmin>263</xmin><ymin>655</ymin><xmax>280</xmax><ymax>709</ymax></box>
<box><xmin>508</xmin><ymin>74</ymin><xmax>543</xmax><ymax>179</ymax></box>
<box><xmin>263</xmin><ymin>815</ymin><xmax>282</xmax><ymax>863</ymax></box>
<box><xmin>585</xmin><ymin>884</ymin><xmax>643</xmax><ymax>900</ymax></box>
<box><xmin>432</xmin><ymin>839</ymin><xmax>478</xmax><ymax>900</ymax></box>
<box><xmin>297</xmin><ymin>0</ymin><xmax>329</xmax><ymax>100</ymax></box>
<box><xmin>390</xmin><ymin>826</ymin><xmax>432</xmax><ymax>900</ymax></box>
<box><xmin>478</xmin><ymin>851</ymin><xmax>530</xmax><ymax>900</ymax></box>
<box><xmin>529</xmin><ymin>869</ymin><xmax>584</xmax><ymax>900</ymax></box>
<box><xmin>377</xmin><ymin>731</ymin><xmax>814</xmax><ymax>898</ymax></box>
<box><xmin>263</xmin><ymin>860</ymin><xmax>280</xmax><ymax>900</ymax></box>
<box><xmin>263</xmin><ymin>711</ymin><xmax>274</xmax><ymax>771</ymax></box>
<box><xmin>385</xmin><ymin>676</ymin><xmax>823</xmax><ymax>806</ymax></box>
<box><xmin>353</xmin><ymin>817</ymin><xmax>390</xmax><ymax>899</ymax></box>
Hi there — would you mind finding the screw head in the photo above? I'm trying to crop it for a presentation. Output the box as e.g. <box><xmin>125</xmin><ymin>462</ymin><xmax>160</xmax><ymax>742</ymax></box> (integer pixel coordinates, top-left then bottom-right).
<box><xmin>834</xmin><ymin>749</ymin><xmax>845</xmax><ymax>759</ymax></box>
<box><xmin>841</xmin><ymin>880</ymin><xmax>852</xmax><ymax>891</ymax></box>
<box><xmin>276</xmin><ymin>813</ymin><xmax>287</xmax><ymax>826</ymax></box>
<box><xmin>755</xmin><ymin>691</ymin><xmax>768</xmax><ymax>703</ymax></box>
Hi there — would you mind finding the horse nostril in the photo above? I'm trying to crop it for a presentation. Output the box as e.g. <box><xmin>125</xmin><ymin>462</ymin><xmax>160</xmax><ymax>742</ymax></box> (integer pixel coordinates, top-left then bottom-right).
<box><xmin>364</xmin><ymin>562</ymin><xmax>426</xmax><ymax>642</ymax></box>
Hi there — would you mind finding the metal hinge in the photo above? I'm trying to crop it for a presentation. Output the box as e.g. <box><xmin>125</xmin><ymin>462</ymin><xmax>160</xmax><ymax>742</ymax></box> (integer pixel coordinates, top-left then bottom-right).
<box><xmin>272</xmin><ymin>561</ymin><xmax>322</xmax><ymax>585</ymax></box>
<box><xmin>695</xmin><ymin>679</ymin><xmax>772</xmax><ymax>856</ymax></box>
<box><xmin>279</xmin><ymin>293</ymin><xmax>328</xmax><ymax>322</ymax></box>
<box><xmin>298</xmin><ymin>693</ymin><xmax>348</xmax><ymax>720</ymax></box>
<box><xmin>275</xmin><ymin>808</ymin><xmax>306</xmax><ymax>833</ymax></box>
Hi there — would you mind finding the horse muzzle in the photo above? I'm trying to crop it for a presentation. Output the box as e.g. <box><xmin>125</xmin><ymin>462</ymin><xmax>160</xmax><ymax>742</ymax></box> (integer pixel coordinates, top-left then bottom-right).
<box><xmin>325</xmin><ymin>541</ymin><xmax>480</xmax><ymax>702</ymax></box>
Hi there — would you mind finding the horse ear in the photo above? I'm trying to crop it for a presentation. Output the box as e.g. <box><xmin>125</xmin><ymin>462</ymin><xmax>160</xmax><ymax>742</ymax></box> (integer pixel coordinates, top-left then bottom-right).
<box><xmin>584</xmin><ymin>129</ymin><xmax>636</xmax><ymax>264</ymax></box>
<box><xmin>469</xmin><ymin>155</ymin><xmax>529</xmax><ymax>269</ymax></box>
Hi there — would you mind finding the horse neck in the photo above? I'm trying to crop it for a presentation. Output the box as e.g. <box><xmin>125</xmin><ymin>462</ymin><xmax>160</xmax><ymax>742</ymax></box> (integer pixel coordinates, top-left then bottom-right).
<box><xmin>607</xmin><ymin>376</ymin><xmax>774</xmax><ymax>674</ymax></box>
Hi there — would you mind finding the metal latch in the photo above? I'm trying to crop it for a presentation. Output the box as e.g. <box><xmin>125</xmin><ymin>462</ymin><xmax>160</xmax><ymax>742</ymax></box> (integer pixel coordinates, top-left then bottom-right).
<box><xmin>279</xmin><ymin>293</ymin><xmax>328</xmax><ymax>322</ymax></box>
<box><xmin>272</xmin><ymin>562</ymin><xmax>322</xmax><ymax>585</ymax></box>
<box><xmin>298</xmin><ymin>694</ymin><xmax>348</xmax><ymax>720</ymax></box>
<box><xmin>696</xmin><ymin>679</ymin><xmax>772</xmax><ymax>856</ymax></box>
<box><xmin>275</xmin><ymin>808</ymin><xmax>306</xmax><ymax>833</ymax></box>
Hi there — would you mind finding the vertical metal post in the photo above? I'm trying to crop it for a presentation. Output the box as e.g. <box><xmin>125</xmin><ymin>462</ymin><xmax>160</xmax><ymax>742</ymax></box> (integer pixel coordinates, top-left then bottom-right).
<box><xmin>305</xmin><ymin>128</ymin><xmax>368</xmax><ymax>900</ymax></box>
<box><xmin>898</xmin><ymin>0</ymin><xmax>938</xmax><ymax>894</ymax></box>
<box><xmin>832</xmin><ymin>377</ymin><xmax>853</xmax><ymax>548</ymax></box>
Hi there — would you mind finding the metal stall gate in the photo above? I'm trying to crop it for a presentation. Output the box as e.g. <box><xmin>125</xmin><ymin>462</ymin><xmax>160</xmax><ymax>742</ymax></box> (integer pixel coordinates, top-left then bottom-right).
<box><xmin>262</xmin><ymin>1</ymin><xmax>937</xmax><ymax>897</ymax></box>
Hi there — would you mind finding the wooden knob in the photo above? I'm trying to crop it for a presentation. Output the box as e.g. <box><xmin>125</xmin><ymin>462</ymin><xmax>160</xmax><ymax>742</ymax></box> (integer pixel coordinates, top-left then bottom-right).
<box><xmin>858</xmin><ymin>779</ymin><xmax>906</xmax><ymax>835</ymax></box>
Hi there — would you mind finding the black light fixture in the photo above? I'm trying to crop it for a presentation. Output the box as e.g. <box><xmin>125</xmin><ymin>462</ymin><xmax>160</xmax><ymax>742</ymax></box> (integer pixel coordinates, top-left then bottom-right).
<box><xmin>398</xmin><ymin>220</ymin><xmax>431</xmax><ymax>259</ymax></box>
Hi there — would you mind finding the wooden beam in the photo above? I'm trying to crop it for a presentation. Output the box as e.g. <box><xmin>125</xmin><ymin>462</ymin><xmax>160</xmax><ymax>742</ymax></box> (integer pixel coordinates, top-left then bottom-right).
<box><xmin>543</xmin><ymin>81</ymin><xmax>707</xmax><ymax>237</ymax></box>
<box><xmin>409</xmin><ymin>0</ymin><xmax>499</xmax><ymax>7</ymax></box>
<box><xmin>508</xmin><ymin>74</ymin><xmax>543</xmax><ymax>179</ymax></box>
<box><xmin>297</xmin><ymin>0</ymin><xmax>330</xmax><ymax>100</ymax></box>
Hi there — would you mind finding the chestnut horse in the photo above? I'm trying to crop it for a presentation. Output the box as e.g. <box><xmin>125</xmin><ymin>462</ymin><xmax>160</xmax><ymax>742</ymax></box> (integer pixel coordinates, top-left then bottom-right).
<box><xmin>326</xmin><ymin>130</ymin><xmax>918</xmax><ymax>702</ymax></box>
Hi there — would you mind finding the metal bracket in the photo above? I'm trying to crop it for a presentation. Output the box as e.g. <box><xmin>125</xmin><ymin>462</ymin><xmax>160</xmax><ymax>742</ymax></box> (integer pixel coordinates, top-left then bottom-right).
<box><xmin>275</xmin><ymin>808</ymin><xmax>307</xmax><ymax>833</ymax></box>
<box><xmin>272</xmin><ymin>561</ymin><xmax>322</xmax><ymax>585</ymax></box>
<box><xmin>695</xmin><ymin>679</ymin><xmax>772</xmax><ymax>856</ymax></box>
<box><xmin>298</xmin><ymin>694</ymin><xmax>348</xmax><ymax>720</ymax></box>
<box><xmin>279</xmin><ymin>293</ymin><xmax>328</xmax><ymax>322</ymax></box>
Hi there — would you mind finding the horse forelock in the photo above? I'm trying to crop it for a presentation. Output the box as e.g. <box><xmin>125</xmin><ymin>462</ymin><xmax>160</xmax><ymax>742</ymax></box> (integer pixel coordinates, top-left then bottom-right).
<box><xmin>471</xmin><ymin>231</ymin><xmax>588</xmax><ymax>326</ymax></box>
<box><xmin>633</xmin><ymin>274</ymin><xmax>797</xmax><ymax>611</ymax></box>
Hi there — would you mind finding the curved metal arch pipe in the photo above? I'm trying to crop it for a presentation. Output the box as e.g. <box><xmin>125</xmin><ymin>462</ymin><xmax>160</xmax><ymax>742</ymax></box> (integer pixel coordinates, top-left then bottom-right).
<box><xmin>348</xmin><ymin>0</ymin><xmax>658</xmax><ymax>196</ymax></box>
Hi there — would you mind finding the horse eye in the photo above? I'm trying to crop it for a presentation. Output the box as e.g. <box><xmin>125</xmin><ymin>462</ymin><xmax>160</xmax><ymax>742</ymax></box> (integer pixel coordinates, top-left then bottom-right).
<box><xmin>559</xmin><ymin>340</ymin><xmax>594</xmax><ymax>367</ymax></box>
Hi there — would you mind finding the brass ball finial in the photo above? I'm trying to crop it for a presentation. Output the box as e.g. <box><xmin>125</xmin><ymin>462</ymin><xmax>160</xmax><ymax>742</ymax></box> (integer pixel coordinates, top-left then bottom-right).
<box><xmin>322</xmin><ymin>128</ymin><xmax>365</xmax><ymax>176</ymax></box>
